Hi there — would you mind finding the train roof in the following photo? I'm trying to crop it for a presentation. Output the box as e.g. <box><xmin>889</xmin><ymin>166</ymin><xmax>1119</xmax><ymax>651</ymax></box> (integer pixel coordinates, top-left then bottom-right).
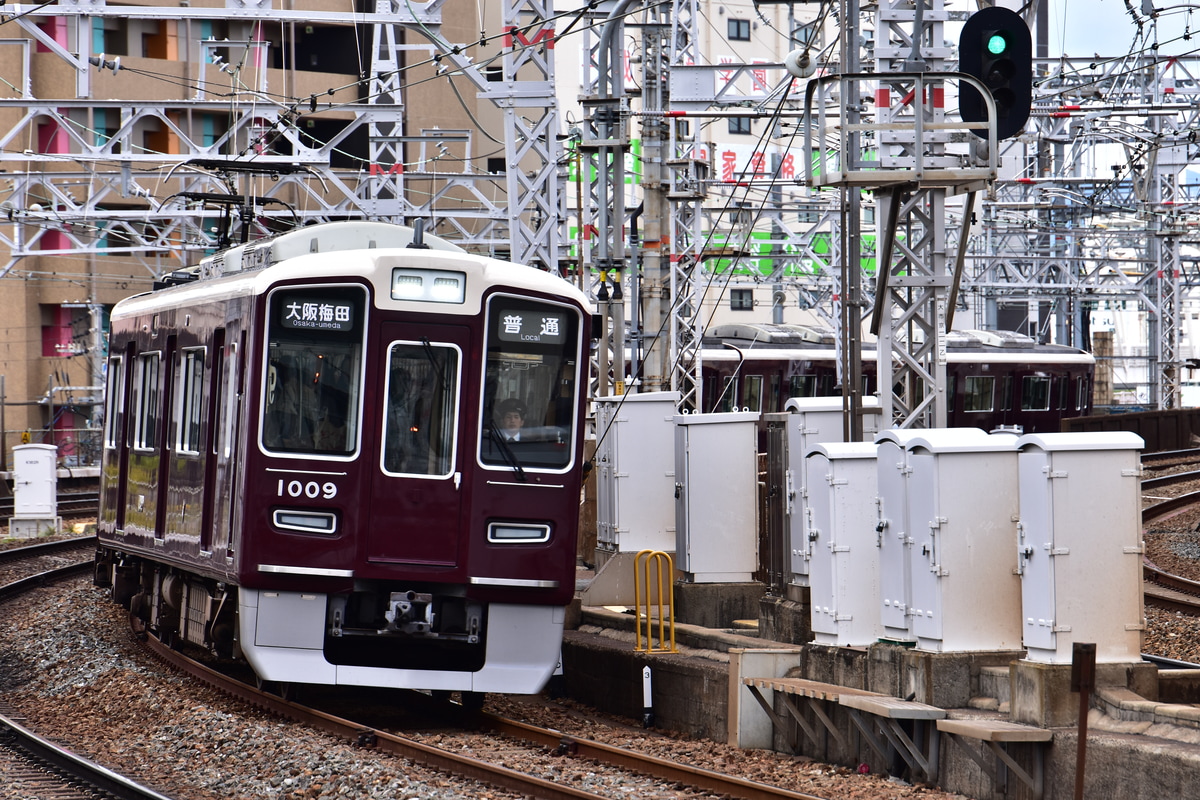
<box><xmin>114</xmin><ymin>222</ymin><xmax>590</xmax><ymax>320</ymax></box>
<box><xmin>700</xmin><ymin>323</ymin><xmax>1094</xmax><ymax>364</ymax></box>
<box><xmin>707</xmin><ymin>322</ymin><xmax>837</xmax><ymax>345</ymax></box>
<box><xmin>198</xmin><ymin>220</ymin><xmax>466</xmax><ymax>279</ymax></box>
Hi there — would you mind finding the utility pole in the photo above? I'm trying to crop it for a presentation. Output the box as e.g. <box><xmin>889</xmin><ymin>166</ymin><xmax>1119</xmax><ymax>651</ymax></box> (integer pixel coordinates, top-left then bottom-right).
<box><xmin>839</xmin><ymin>0</ymin><xmax>865</xmax><ymax>441</ymax></box>
<box><xmin>639</xmin><ymin>13</ymin><xmax>671</xmax><ymax>394</ymax></box>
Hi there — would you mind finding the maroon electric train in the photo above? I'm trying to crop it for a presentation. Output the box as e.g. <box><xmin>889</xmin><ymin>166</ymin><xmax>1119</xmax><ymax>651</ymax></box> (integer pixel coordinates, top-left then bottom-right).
<box><xmin>94</xmin><ymin>221</ymin><xmax>591</xmax><ymax>698</ymax></box>
<box><xmin>697</xmin><ymin>323</ymin><xmax>1095</xmax><ymax>433</ymax></box>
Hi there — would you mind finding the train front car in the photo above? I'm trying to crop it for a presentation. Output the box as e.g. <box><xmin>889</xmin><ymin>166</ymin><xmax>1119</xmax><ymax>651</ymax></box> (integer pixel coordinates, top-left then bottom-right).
<box><xmin>96</xmin><ymin>222</ymin><xmax>591</xmax><ymax>697</ymax></box>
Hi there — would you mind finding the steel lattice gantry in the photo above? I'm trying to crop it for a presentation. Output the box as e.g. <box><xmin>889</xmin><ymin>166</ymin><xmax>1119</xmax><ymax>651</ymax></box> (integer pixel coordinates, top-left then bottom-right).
<box><xmin>964</xmin><ymin>51</ymin><xmax>1200</xmax><ymax>409</ymax></box>
<box><xmin>577</xmin><ymin>0</ymin><xmax>708</xmax><ymax>407</ymax></box>
<box><xmin>808</xmin><ymin>0</ymin><xmax>994</xmax><ymax>430</ymax></box>
<box><xmin>0</xmin><ymin>0</ymin><xmax>563</xmax><ymax>277</ymax></box>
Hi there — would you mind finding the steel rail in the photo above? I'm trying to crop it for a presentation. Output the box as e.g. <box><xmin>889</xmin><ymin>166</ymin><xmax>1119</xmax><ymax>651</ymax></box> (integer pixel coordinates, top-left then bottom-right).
<box><xmin>1142</xmin><ymin>448</ymin><xmax>1200</xmax><ymax>464</ymax></box>
<box><xmin>1142</xmin><ymin>479</ymin><xmax>1200</xmax><ymax>614</ymax></box>
<box><xmin>0</xmin><ymin>561</ymin><xmax>92</xmax><ymax>602</ymax></box>
<box><xmin>0</xmin><ymin>492</ymin><xmax>99</xmax><ymax>518</ymax></box>
<box><xmin>1144</xmin><ymin>562</ymin><xmax>1200</xmax><ymax>615</ymax></box>
<box><xmin>1142</xmin><ymin>490</ymin><xmax>1200</xmax><ymax>526</ymax></box>
<box><xmin>0</xmin><ymin>709</ymin><xmax>176</xmax><ymax>800</ymax></box>
<box><xmin>0</xmin><ymin>535</ymin><xmax>97</xmax><ymax>565</ymax></box>
<box><xmin>476</xmin><ymin>711</ymin><xmax>829</xmax><ymax>800</ymax></box>
<box><xmin>0</xmin><ymin>561</ymin><xmax>177</xmax><ymax>799</ymax></box>
<box><xmin>138</xmin><ymin>627</ymin><xmax>830</xmax><ymax>800</ymax></box>
<box><xmin>1142</xmin><ymin>470</ymin><xmax>1200</xmax><ymax>491</ymax></box>
<box><xmin>138</xmin><ymin>631</ymin><xmax>628</xmax><ymax>800</ymax></box>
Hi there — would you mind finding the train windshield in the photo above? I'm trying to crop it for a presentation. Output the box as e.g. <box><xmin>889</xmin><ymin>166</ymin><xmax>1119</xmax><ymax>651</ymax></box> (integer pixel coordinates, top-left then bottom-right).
<box><xmin>261</xmin><ymin>285</ymin><xmax>366</xmax><ymax>456</ymax></box>
<box><xmin>382</xmin><ymin>341</ymin><xmax>460</xmax><ymax>477</ymax></box>
<box><xmin>479</xmin><ymin>295</ymin><xmax>580</xmax><ymax>471</ymax></box>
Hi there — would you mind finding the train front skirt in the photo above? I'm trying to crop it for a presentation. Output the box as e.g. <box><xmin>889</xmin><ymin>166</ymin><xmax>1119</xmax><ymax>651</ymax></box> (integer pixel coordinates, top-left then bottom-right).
<box><xmin>237</xmin><ymin>589</ymin><xmax>566</xmax><ymax>693</ymax></box>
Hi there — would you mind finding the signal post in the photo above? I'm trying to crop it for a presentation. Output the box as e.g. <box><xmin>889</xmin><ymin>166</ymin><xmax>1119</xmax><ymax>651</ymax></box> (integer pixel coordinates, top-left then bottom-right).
<box><xmin>805</xmin><ymin>0</ymin><xmax>1031</xmax><ymax>431</ymax></box>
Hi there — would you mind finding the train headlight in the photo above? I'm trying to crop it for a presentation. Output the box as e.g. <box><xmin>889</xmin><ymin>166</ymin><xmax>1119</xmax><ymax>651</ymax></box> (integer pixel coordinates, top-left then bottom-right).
<box><xmin>273</xmin><ymin>509</ymin><xmax>338</xmax><ymax>535</ymax></box>
<box><xmin>487</xmin><ymin>523</ymin><xmax>551</xmax><ymax>543</ymax></box>
<box><xmin>390</xmin><ymin>268</ymin><xmax>466</xmax><ymax>304</ymax></box>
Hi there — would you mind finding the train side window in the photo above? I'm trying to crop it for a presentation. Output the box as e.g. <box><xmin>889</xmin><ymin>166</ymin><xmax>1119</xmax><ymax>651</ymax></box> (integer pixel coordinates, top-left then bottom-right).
<box><xmin>132</xmin><ymin>352</ymin><xmax>161</xmax><ymax>451</ymax></box>
<box><xmin>211</xmin><ymin>341</ymin><xmax>226</xmax><ymax>458</ymax></box>
<box><xmin>1075</xmin><ymin>376</ymin><xmax>1086</xmax><ymax>411</ymax></box>
<box><xmin>744</xmin><ymin>375</ymin><xmax>763</xmax><ymax>412</ymax></box>
<box><xmin>963</xmin><ymin>376</ymin><xmax>994</xmax><ymax>413</ymax></box>
<box><xmin>769</xmin><ymin>374</ymin><xmax>781</xmax><ymax>412</ymax></box>
<box><xmin>480</xmin><ymin>294</ymin><xmax>582</xmax><ymax>471</ymax></box>
<box><xmin>103</xmin><ymin>355</ymin><xmax>125</xmax><ymax>449</ymax></box>
<box><xmin>716</xmin><ymin>376</ymin><xmax>738</xmax><ymax>412</ymax></box>
<box><xmin>790</xmin><ymin>375</ymin><xmax>816</xmax><ymax>398</ymax></box>
<box><xmin>176</xmin><ymin>347</ymin><xmax>206</xmax><ymax>455</ymax></box>
<box><xmin>217</xmin><ymin>340</ymin><xmax>238</xmax><ymax>459</ymax></box>
<box><xmin>999</xmin><ymin>376</ymin><xmax>1013</xmax><ymax>411</ymax></box>
<box><xmin>261</xmin><ymin>286</ymin><xmax>366</xmax><ymax>457</ymax></box>
<box><xmin>383</xmin><ymin>342</ymin><xmax>460</xmax><ymax>477</ymax></box>
<box><xmin>1021</xmin><ymin>375</ymin><xmax>1051</xmax><ymax>411</ymax></box>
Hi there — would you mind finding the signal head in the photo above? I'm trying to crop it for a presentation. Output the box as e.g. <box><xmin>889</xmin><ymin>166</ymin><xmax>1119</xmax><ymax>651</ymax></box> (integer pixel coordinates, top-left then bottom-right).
<box><xmin>958</xmin><ymin>7</ymin><xmax>1032</xmax><ymax>141</ymax></box>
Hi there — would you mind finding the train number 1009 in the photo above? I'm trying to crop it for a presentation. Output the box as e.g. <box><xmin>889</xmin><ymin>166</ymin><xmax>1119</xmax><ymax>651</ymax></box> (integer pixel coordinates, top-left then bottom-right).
<box><xmin>277</xmin><ymin>479</ymin><xmax>338</xmax><ymax>499</ymax></box>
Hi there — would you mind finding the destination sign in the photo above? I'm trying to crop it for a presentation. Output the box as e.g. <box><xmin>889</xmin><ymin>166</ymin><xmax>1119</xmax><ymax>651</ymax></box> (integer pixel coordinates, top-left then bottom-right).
<box><xmin>279</xmin><ymin>297</ymin><xmax>355</xmax><ymax>332</ymax></box>
<box><xmin>496</xmin><ymin>309</ymin><xmax>566</xmax><ymax>345</ymax></box>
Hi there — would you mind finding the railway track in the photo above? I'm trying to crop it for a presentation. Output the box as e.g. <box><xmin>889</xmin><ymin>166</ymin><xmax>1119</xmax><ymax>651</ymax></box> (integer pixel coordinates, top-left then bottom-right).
<box><xmin>0</xmin><ymin>491</ymin><xmax>99</xmax><ymax>519</ymax></box>
<box><xmin>1143</xmin><ymin>459</ymin><xmax>1200</xmax><ymax>615</ymax></box>
<box><xmin>0</xmin><ymin>536</ymin><xmax>96</xmax><ymax>587</ymax></box>
<box><xmin>0</xmin><ymin>557</ymin><xmax>175</xmax><ymax>799</ymax></box>
<box><xmin>0</xmin><ymin>543</ymin><xmax>830</xmax><ymax>800</ymax></box>
<box><xmin>0</xmin><ymin>700</ymin><xmax>174</xmax><ymax>800</ymax></box>
<box><xmin>136</xmin><ymin>627</ymin><xmax>827</xmax><ymax>800</ymax></box>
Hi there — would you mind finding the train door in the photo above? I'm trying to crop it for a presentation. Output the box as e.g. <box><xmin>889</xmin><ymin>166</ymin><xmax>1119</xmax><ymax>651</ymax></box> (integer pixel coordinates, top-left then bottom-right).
<box><xmin>101</xmin><ymin>345</ymin><xmax>134</xmax><ymax>531</ymax></box>
<box><xmin>200</xmin><ymin>328</ymin><xmax>226</xmax><ymax>552</ymax></box>
<box><xmin>152</xmin><ymin>335</ymin><xmax>178</xmax><ymax>539</ymax></box>
<box><xmin>125</xmin><ymin>346</ymin><xmax>165</xmax><ymax>536</ymax></box>
<box><xmin>217</xmin><ymin>332</ymin><xmax>246</xmax><ymax>558</ymax></box>
<box><xmin>368</xmin><ymin>323</ymin><xmax>468</xmax><ymax>566</ymax></box>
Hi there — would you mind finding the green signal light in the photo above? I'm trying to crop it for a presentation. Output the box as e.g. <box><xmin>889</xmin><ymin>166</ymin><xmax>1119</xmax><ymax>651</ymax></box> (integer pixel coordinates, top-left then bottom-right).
<box><xmin>986</xmin><ymin>32</ymin><xmax>1009</xmax><ymax>56</ymax></box>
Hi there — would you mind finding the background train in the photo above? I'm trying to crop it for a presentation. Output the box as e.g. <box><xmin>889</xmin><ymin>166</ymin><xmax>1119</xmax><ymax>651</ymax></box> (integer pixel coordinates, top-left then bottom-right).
<box><xmin>697</xmin><ymin>323</ymin><xmax>1094</xmax><ymax>433</ymax></box>
<box><xmin>93</xmin><ymin>221</ymin><xmax>591</xmax><ymax>700</ymax></box>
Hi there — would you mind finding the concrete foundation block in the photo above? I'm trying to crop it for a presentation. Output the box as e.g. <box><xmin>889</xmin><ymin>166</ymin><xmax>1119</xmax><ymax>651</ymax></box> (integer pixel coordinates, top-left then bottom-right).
<box><xmin>1011</xmin><ymin>659</ymin><xmax>1155</xmax><ymax>728</ymax></box>
<box><xmin>757</xmin><ymin>593</ymin><xmax>811</xmax><ymax>645</ymax></box>
<box><xmin>673</xmin><ymin>581</ymin><xmax>765</xmax><ymax>629</ymax></box>
<box><xmin>1157</xmin><ymin>669</ymin><xmax>1200</xmax><ymax>704</ymax></box>
<box><xmin>8</xmin><ymin>516</ymin><xmax>60</xmax><ymax>538</ymax></box>
<box><xmin>800</xmin><ymin>644</ymin><xmax>869</xmax><ymax>689</ymax></box>
<box><xmin>561</xmin><ymin>628</ymin><xmax>729</xmax><ymax>740</ymax></box>
<box><xmin>902</xmin><ymin>650</ymin><xmax>1024</xmax><ymax>709</ymax></box>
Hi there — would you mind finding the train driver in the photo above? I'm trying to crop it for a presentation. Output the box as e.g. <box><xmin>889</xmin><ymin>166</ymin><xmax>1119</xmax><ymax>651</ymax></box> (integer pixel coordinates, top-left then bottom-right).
<box><xmin>494</xmin><ymin>398</ymin><xmax>527</xmax><ymax>442</ymax></box>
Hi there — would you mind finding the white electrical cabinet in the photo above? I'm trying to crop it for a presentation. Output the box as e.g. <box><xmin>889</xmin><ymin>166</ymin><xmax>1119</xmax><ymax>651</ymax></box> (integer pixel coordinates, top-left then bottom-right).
<box><xmin>783</xmin><ymin>397</ymin><xmax>881</xmax><ymax>586</ymax></box>
<box><xmin>595</xmin><ymin>392</ymin><xmax>680</xmax><ymax>556</ymax></box>
<box><xmin>904</xmin><ymin>429</ymin><xmax>1023</xmax><ymax>652</ymax></box>
<box><xmin>806</xmin><ymin>442</ymin><xmax>882</xmax><ymax>646</ymax></box>
<box><xmin>1016</xmin><ymin>431</ymin><xmax>1145</xmax><ymax>664</ymax></box>
<box><xmin>9</xmin><ymin>443</ymin><xmax>60</xmax><ymax>538</ymax></box>
<box><xmin>874</xmin><ymin>429</ymin><xmax>925</xmax><ymax>643</ymax></box>
<box><xmin>674</xmin><ymin>412</ymin><xmax>759</xmax><ymax>582</ymax></box>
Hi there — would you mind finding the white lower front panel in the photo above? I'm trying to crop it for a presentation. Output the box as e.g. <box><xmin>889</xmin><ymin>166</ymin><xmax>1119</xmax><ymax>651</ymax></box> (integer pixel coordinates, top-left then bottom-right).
<box><xmin>238</xmin><ymin>590</ymin><xmax>564</xmax><ymax>693</ymax></box>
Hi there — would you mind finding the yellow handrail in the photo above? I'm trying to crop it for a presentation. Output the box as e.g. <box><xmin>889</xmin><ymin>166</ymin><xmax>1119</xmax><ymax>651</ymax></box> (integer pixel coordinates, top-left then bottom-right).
<box><xmin>633</xmin><ymin>549</ymin><xmax>678</xmax><ymax>653</ymax></box>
